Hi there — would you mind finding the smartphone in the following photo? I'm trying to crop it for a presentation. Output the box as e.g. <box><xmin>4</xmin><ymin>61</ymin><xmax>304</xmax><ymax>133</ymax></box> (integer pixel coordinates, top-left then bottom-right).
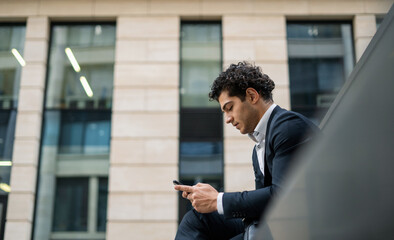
<box><xmin>173</xmin><ymin>180</ymin><xmax>184</xmax><ymax>185</ymax></box>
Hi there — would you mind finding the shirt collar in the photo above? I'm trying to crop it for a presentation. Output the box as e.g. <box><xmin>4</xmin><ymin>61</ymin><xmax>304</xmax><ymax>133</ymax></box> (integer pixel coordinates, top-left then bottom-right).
<box><xmin>248</xmin><ymin>103</ymin><xmax>277</xmax><ymax>143</ymax></box>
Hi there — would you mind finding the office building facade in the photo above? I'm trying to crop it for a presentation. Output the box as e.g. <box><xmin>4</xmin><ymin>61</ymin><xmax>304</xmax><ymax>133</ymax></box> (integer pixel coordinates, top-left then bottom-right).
<box><xmin>0</xmin><ymin>0</ymin><xmax>391</xmax><ymax>239</ymax></box>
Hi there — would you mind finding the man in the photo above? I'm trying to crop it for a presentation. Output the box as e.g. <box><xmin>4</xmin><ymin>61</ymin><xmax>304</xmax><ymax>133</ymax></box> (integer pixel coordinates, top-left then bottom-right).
<box><xmin>174</xmin><ymin>62</ymin><xmax>319</xmax><ymax>239</ymax></box>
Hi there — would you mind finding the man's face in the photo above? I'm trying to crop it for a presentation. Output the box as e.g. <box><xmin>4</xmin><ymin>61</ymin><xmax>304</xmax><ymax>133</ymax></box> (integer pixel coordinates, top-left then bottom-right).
<box><xmin>218</xmin><ymin>90</ymin><xmax>259</xmax><ymax>134</ymax></box>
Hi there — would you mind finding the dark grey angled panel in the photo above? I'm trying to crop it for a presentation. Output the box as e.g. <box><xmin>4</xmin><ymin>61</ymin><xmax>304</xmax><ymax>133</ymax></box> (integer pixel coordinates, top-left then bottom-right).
<box><xmin>256</xmin><ymin>5</ymin><xmax>394</xmax><ymax>240</ymax></box>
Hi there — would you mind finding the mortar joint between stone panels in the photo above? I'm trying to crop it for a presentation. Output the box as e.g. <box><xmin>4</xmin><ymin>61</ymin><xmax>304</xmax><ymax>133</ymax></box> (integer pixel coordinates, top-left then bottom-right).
<box><xmin>115</xmin><ymin>61</ymin><xmax>179</xmax><ymax>65</ymax></box>
<box><xmin>112</xmin><ymin>110</ymin><xmax>179</xmax><ymax>115</ymax></box>
<box><xmin>3</xmin><ymin>219</ymin><xmax>33</xmax><ymax>223</ymax></box>
<box><xmin>116</xmin><ymin>36</ymin><xmax>180</xmax><ymax>40</ymax></box>
<box><xmin>223</xmin><ymin>36</ymin><xmax>286</xmax><ymax>40</ymax></box>
<box><xmin>109</xmin><ymin>161</ymin><xmax>177</xmax><ymax>166</ymax></box>
<box><xmin>14</xmin><ymin>135</ymin><xmax>41</xmax><ymax>141</ymax></box>
<box><xmin>10</xmin><ymin>162</ymin><xmax>38</xmax><ymax>168</ymax></box>
<box><xmin>7</xmin><ymin>190</ymin><xmax>36</xmax><ymax>195</ymax></box>
<box><xmin>107</xmin><ymin>219</ymin><xmax>175</xmax><ymax>223</ymax></box>
<box><xmin>108</xmin><ymin>191</ymin><xmax>177</xmax><ymax>195</ymax></box>
<box><xmin>109</xmin><ymin>191</ymin><xmax>177</xmax><ymax>195</ymax></box>
<box><xmin>113</xmin><ymin>85</ymin><xmax>178</xmax><ymax>90</ymax></box>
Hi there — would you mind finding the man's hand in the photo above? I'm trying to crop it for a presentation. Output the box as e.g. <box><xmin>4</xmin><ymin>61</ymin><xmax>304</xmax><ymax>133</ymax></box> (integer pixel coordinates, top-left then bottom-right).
<box><xmin>174</xmin><ymin>183</ymin><xmax>218</xmax><ymax>213</ymax></box>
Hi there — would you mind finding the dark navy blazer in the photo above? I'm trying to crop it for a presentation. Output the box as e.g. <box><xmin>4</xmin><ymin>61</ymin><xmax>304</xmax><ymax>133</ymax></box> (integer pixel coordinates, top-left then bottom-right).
<box><xmin>222</xmin><ymin>105</ymin><xmax>319</xmax><ymax>220</ymax></box>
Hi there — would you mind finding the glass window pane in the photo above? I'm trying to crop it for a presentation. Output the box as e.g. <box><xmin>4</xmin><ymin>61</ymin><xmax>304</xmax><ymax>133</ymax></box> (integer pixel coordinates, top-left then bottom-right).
<box><xmin>52</xmin><ymin>178</ymin><xmax>88</xmax><ymax>232</ymax></box>
<box><xmin>46</xmin><ymin>24</ymin><xmax>115</xmax><ymax>109</ymax></box>
<box><xmin>58</xmin><ymin>111</ymin><xmax>111</xmax><ymax>155</ymax></box>
<box><xmin>0</xmin><ymin>25</ymin><xmax>25</xmax><ymax>109</ymax></box>
<box><xmin>97</xmin><ymin>178</ymin><xmax>108</xmax><ymax>232</ymax></box>
<box><xmin>287</xmin><ymin>22</ymin><xmax>355</xmax><ymax>123</ymax></box>
<box><xmin>180</xmin><ymin>23</ymin><xmax>222</xmax><ymax>108</ymax></box>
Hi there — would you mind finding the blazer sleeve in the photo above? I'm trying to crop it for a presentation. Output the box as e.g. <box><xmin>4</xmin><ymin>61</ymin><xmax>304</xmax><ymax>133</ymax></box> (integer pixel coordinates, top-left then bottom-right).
<box><xmin>222</xmin><ymin>113</ymin><xmax>315</xmax><ymax>220</ymax></box>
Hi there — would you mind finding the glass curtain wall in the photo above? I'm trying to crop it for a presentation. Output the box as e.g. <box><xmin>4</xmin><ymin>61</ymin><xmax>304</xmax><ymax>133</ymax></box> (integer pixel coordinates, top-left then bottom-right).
<box><xmin>33</xmin><ymin>23</ymin><xmax>115</xmax><ymax>240</ymax></box>
<box><xmin>287</xmin><ymin>22</ymin><xmax>355</xmax><ymax>123</ymax></box>
<box><xmin>179</xmin><ymin>22</ymin><xmax>223</xmax><ymax>222</ymax></box>
<box><xmin>0</xmin><ymin>23</ymin><xmax>25</xmax><ymax>240</ymax></box>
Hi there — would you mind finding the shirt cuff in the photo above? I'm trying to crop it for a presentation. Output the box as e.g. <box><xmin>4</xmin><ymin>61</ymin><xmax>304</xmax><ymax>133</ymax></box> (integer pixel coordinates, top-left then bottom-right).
<box><xmin>217</xmin><ymin>192</ymin><xmax>224</xmax><ymax>215</ymax></box>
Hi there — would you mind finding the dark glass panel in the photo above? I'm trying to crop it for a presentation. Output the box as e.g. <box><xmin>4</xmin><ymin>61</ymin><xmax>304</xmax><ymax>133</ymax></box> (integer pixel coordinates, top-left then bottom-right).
<box><xmin>97</xmin><ymin>178</ymin><xmax>108</xmax><ymax>232</ymax></box>
<box><xmin>52</xmin><ymin>178</ymin><xmax>89</xmax><ymax>232</ymax></box>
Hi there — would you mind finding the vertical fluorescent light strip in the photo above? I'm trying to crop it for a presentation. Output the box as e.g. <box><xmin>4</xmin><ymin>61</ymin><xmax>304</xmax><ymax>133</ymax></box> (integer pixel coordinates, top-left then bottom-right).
<box><xmin>80</xmin><ymin>76</ymin><xmax>93</xmax><ymax>98</ymax></box>
<box><xmin>11</xmin><ymin>48</ymin><xmax>26</xmax><ymax>66</ymax></box>
<box><xmin>65</xmin><ymin>47</ymin><xmax>81</xmax><ymax>72</ymax></box>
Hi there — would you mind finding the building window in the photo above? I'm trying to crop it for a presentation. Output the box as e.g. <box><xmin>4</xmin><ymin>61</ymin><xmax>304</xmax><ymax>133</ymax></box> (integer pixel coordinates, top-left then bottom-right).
<box><xmin>376</xmin><ymin>15</ymin><xmax>385</xmax><ymax>29</ymax></box>
<box><xmin>0</xmin><ymin>23</ymin><xmax>25</xmax><ymax>240</ymax></box>
<box><xmin>179</xmin><ymin>22</ymin><xmax>223</xmax><ymax>222</ymax></box>
<box><xmin>33</xmin><ymin>23</ymin><xmax>115</xmax><ymax>240</ymax></box>
<box><xmin>287</xmin><ymin>22</ymin><xmax>355</xmax><ymax>123</ymax></box>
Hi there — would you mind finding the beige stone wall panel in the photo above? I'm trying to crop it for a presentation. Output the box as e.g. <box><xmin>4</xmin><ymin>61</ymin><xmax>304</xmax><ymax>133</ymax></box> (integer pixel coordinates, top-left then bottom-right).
<box><xmin>147</xmin><ymin>88</ymin><xmax>178</xmax><ymax>111</ymax></box>
<box><xmin>6</xmin><ymin>193</ymin><xmax>34</xmax><ymax>221</ymax></box>
<box><xmin>113</xmin><ymin>88</ymin><xmax>145</xmax><ymax>111</ymax></box>
<box><xmin>117</xmin><ymin>16</ymin><xmax>179</xmax><ymax>39</ymax></box>
<box><xmin>108</xmin><ymin>194</ymin><xmax>143</xmax><ymax>220</ymax></box>
<box><xmin>4</xmin><ymin>222</ymin><xmax>32</xmax><ymax>240</ymax></box>
<box><xmin>17</xmin><ymin>88</ymin><xmax>44</xmax><ymax>112</ymax></box>
<box><xmin>201</xmin><ymin>0</ymin><xmax>254</xmax><ymax>15</ymax></box>
<box><xmin>109</xmin><ymin>166</ymin><xmax>177</xmax><ymax>192</ymax></box>
<box><xmin>364</xmin><ymin>0</ymin><xmax>394</xmax><ymax>14</ymax></box>
<box><xmin>113</xmin><ymin>87</ymin><xmax>178</xmax><ymax>112</ymax></box>
<box><xmin>354</xmin><ymin>15</ymin><xmax>377</xmax><ymax>37</ymax></box>
<box><xmin>23</xmin><ymin>40</ymin><xmax>48</xmax><ymax>63</ymax></box>
<box><xmin>38</xmin><ymin>0</ymin><xmax>94</xmax><ymax>16</ymax></box>
<box><xmin>255</xmin><ymin>39</ymin><xmax>288</xmax><ymax>61</ymax></box>
<box><xmin>355</xmin><ymin>37</ymin><xmax>374</xmax><ymax>61</ymax></box>
<box><xmin>115</xmin><ymin>39</ymin><xmax>178</xmax><ymax>62</ymax></box>
<box><xmin>225</xmin><ymin>164</ymin><xmax>255</xmax><ymax>192</ymax></box>
<box><xmin>0</xmin><ymin>1</ymin><xmax>39</xmax><ymax>17</ymax></box>
<box><xmin>223</xmin><ymin>39</ymin><xmax>255</xmax><ymax>62</ymax></box>
<box><xmin>308</xmin><ymin>1</ymin><xmax>364</xmax><ymax>15</ymax></box>
<box><xmin>142</xmin><ymin>193</ymin><xmax>177</xmax><ymax>220</ymax></box>
<box><xmin>254</xmin><ymin>0</ymin><xmax>309</xmax><ymax>15</ymax></box>
<box><xmin>14</xmin><ymin>112</ymin><xmax>42</xmax><ymax>138</ymax></box>
<box><xmin>94</xmin><ymin>0</ymin><xmax>148</xmax><ymax>16</ymax></box>
<box><xmin>110</xmin><ymin>138</ymin><xmax>177</xmax><ymax>164</ymax></box>
<box><xmin>148</xmin><ymin>0</ymin><xmax>200</xmax><ymax>15</ymax></box>
<box><xmin>12</xmin><ymin>139</ymin><xmax>40</xmax><ymax>165</ymax></box>
<box><xmin>224</xmin><ymin>138</ymin><xmax>253</xmax><ymax>164</ymax></box>
<box><xmin>272</xmin><ymin>86</ymin><xmax>291</xmax><ymax>110</ymax></box>
<box><xmin>107</xmin><ymin>222</ymin><xmax>177</xmax><ymax>240</ymax></box>
<box><xmin>110</xmin><ymin>139</ymin><xmax>145</xmax><ymax>164</ymax></box>
<box><xmin>9</xmin><ymin>165</ymin><xmax>37</xmax><ymax>193</ymax></box>
<box><xmin>223</xmin><ymin>16</ymin><xmax>286</xmax><ymax>38</ymax></box>
<box><xmin>112</xmin><ymin>113</ymin><xmax>178</xmax><ymax>138</ymax></box>
<box><xmin>25</xmin><ymin>16</ymin><xmax>49</xmax><ymax>39</ymax></box>
<box><xmin>114</xmin><ymin>63</ymin><xmax>179</xmax><ymax>87</ymax></box>
<box><xmin>20</xmin><ymin>63</ymin><xmax>47</xmax><ymax>88</ymax></box>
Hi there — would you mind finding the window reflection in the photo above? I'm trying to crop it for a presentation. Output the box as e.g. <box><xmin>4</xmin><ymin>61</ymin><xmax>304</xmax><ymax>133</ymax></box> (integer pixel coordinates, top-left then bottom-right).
<box><xmin>179</xmin><ymin>22</ymin><xmax>223</xmax><ymax>223</ymax></box>
<box><xmin>59</xmin><ymin>111</ymin><xmax>111</xmax><ymax>155</ymax></box>
<box><xmin>181</xmin><ymin>23</ymin><xmax>222</xmax><ymax>108</ymax></box>
<box><xmin>287</xmin><ymin>22</ymin><xmax>355</xmax><ymax>123</ymax></box>
<box><xmin>34</xmin><ymin>23</ymin><xmax>114</xmax><ymax>240</ymax></box>
<box><xmin>0</xmin><ymin>24</ymin><xmax>25</xmax><ymax>240</ymax></box>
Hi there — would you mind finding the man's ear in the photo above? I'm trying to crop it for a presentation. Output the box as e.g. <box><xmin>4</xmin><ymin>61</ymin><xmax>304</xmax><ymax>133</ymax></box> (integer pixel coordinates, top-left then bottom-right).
<box><xmin>245</xmin><ymin>88</ymin><xmax>260</xmax><ymax>104</ymax></box>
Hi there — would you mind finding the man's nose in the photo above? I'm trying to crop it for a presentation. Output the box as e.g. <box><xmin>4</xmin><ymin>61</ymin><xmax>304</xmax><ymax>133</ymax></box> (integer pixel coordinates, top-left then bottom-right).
<box><xmin>225</xmin><ymin>114</ymin><xmax>232</xmax><ymax>124</ymax></box>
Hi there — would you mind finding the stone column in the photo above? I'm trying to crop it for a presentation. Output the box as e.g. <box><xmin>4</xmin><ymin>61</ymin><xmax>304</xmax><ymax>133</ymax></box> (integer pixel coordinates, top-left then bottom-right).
<box><xmin>4</xmin><ymin>17</ymin><xmax>49</xmax><ymax>240</ymax></box>
<box><xmin>107</xmin><ymin>16</ymin><xmax>179</xmax><ymax>240</ymax></box>
<box><xmin>222</xmin><ymin>15</ymin><xmax>289</xmax><ymax>192</ymax></box>
<box><xmin>354</xmin><ymin>15</ymin><xmax>377</xmax><ymax>62</ymax></box>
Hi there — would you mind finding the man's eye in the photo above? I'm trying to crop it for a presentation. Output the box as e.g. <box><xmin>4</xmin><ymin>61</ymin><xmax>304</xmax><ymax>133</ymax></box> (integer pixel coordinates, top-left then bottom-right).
<box><xmin>228</xmin><ymin>106</ymin><xmax>233</xmax><ymax>111</ymax></box>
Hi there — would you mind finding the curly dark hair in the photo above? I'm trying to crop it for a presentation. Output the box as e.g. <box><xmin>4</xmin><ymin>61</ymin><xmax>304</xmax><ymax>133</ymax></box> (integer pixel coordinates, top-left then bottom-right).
<box><xmin>209</xmin><ymin>61</ymin><xmax>275</xmax><ymax>102</ymax></box>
